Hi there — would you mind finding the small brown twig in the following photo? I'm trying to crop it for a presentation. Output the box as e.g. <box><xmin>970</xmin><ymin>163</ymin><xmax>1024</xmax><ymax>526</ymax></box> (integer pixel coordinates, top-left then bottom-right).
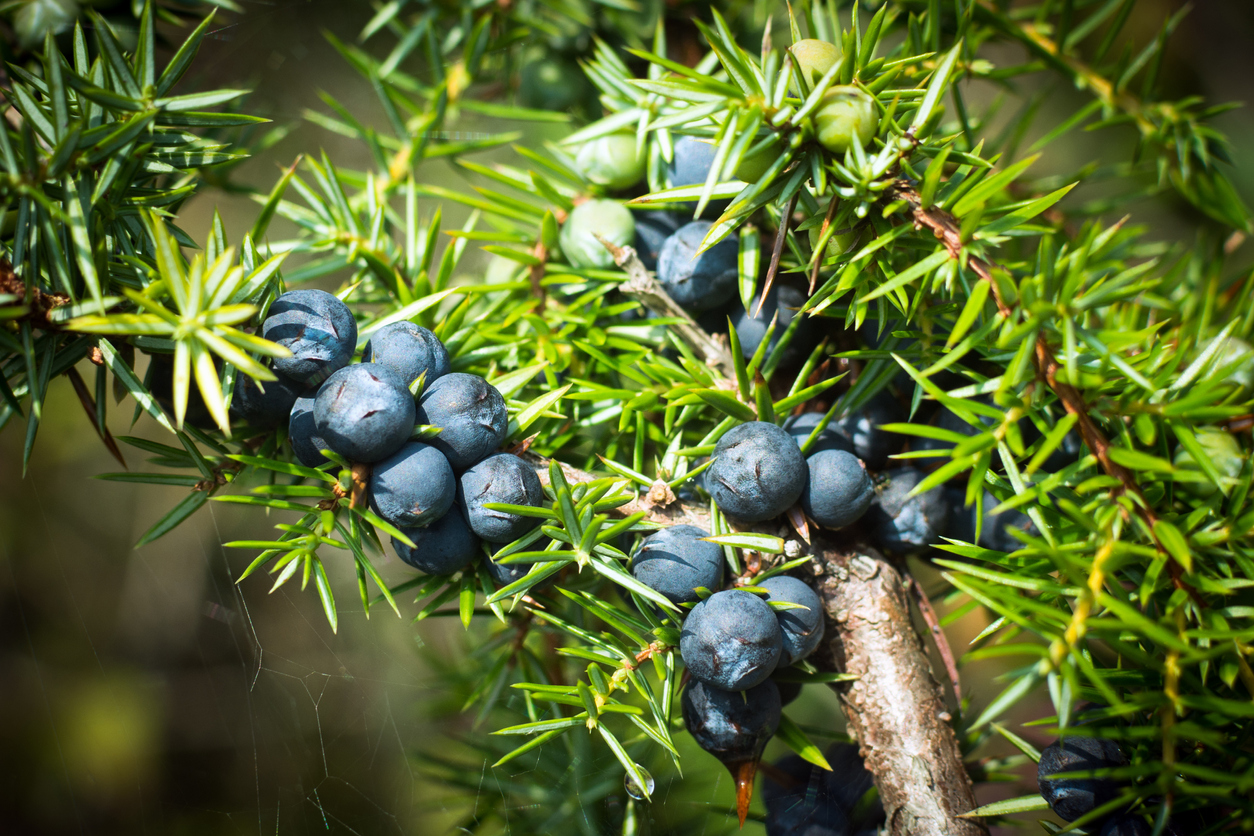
<box><xmin>193</xmin><ymin>461</ymin><xmax>241</xmax><ymax>494</ymax></box>
<box><xmin>595</xmin><ymin>234</ymin><xmax>738</xmax><ymax>379</ymax></box>
<box><xmin>349</xmin><ymin>463</ymin><xmax>371</xmax><ymax>510</ymax></box>
<box><xmin>891</xmin><ymin>181</ymin><xmax>1199</xmax><ymax>600</ymax></box>
<box><xmin>809</xmin><ymin>196</ymin><xmax>840</xmax><ymax>295</ymax></box>
<box><xmin>904</xmin><ymin>574</ymin><xmax>962</xmax><ymax>705</ymax></box>
<box><xmin>0</xmin><ymin>261</ymin><xmax>70</xmax><ymax>328</ymax></box>
<box><xmin>66</xmin><ymin>366</ymin><xmax>127</xmax><ymax>470</ymax></box>
<box><xmin>756</xmin><ymin>190</ymin><xmax>799</xmax><ymax>318</ymax></box>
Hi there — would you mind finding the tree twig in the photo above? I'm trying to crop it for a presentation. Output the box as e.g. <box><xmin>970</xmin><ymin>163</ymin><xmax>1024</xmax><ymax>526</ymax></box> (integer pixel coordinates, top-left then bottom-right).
<box><xmin>808</xmin><ymin>196</ymin><xmax>840</xmax><ymax>295</ymax></box>
<box><xmin>811</xmin><ymin>537</ymin><xmax>987</xmax><ymax>836</ymax></box>
<box><xmin>595</xmin><ymin>234</ymin><xmax>738</xmax><ymax>379</ymax></box>
<box><xmin>0</xmin><ymin>260</ymin><xmax>70</xmax><ymax>328</ymax></box>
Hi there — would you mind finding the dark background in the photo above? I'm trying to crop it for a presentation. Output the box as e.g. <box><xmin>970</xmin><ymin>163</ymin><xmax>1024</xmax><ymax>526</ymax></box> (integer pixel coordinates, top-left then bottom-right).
<box><xmin>1</xmin><ymin>1</ymin><xmax>1251</xmax><ymax>834</ymax></box>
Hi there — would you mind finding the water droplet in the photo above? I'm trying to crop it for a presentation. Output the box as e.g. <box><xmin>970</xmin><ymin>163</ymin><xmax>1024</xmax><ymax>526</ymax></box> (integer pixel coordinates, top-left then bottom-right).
<box><xmin>624</xmin><ymin>765</ymin><xmax>654</xmax><ymax>800</ymax></box>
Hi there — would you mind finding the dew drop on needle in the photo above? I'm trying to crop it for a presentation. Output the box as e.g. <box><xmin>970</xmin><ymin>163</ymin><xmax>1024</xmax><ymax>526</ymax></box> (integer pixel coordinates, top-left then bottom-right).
<box><xmin>624</xmin><ymin>765</ymin><xmax>654</xmax><ymax>801</ymax></box>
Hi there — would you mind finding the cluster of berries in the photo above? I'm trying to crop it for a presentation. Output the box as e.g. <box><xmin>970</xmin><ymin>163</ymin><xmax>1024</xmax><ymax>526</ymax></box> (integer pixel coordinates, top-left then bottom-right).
<box><xmin>235</xmin><ymin>289</ymin><xmax>547</xmax><ymax>583</ymax></box>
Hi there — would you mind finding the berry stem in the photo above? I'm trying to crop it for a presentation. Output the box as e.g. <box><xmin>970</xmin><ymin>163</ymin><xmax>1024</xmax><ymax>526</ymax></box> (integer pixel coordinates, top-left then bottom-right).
<box><xmin>729</xmin><ymin>758</ymin><xmax>758</xmax><ymax>828</ymax></box>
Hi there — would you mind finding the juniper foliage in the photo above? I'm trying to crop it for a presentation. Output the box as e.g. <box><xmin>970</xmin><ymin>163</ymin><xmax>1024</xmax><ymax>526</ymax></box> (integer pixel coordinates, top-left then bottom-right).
<box><xmin>1</xmin><ymin>0</ymin><xmax>1252</xmax><ymax>833</ymax></box>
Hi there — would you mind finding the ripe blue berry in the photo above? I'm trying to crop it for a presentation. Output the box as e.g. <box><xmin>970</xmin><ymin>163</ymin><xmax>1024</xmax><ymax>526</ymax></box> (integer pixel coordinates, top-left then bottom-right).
<box><xmin>392</xmin><ymin>509</ymin><xmax>480</xmax><ymax>576</ymax></box>
<box><xmin>759</xmin><ymin>575</ymin><xmax>824</xmax><ymax>666</ymax></box>
<box><xmin>665</xmin><ymin>136</ymin><xmax>730</xmax><ymax>218</ymax></box>
<box><xmin>457</xmin><ymin>453</ymin><xmax>545</xmax><ymax>543</ymax></box>
<box><xmin>313</xmin><ymin>363</ymin><xmax>415</xmax><ymax>463</ymax></box>
<box><xmin>484</xmin><ymin>539</ymin><xmax>555</xmax><ymax>589</ymax></box>
<box><xmin>633</xmin><ymin>210</ymin><xmax>682</xmax><ymax>272</ymax></box>
<box><xmin>680</xmin><ymin>589</ymin><xmax>783</xmax><ymax>691</ymax></box>
<box><xmin>834</xmin><ymin>390</ymin><xmax>905</xmax><ymax>470</ymax></box>
<box><xmin>866</xmin><ymin>467</ymin><xmax>950</xmax><ymax>556</ymax></box>
<box><xmin>147</xmin><ymin>352</ymin><xmax>216</xmax><ymax>429</ymax></box>
<box><xmin>1041</xmin><ymin>430</ymin><xmax>1084</xmax><ymax>473</ymax></box>
<box><xmin>732</xmin><ymin>284</ymin><xmax>815</xmax><ymax>365</ymax></box>
<box><xmin>707</xmin><ymin>422</ymin><xmax>807</xmax><ymax>522</ymax></box>
<box><xmin>911</xmin><ymin>406</ymin><xmax>977</xmax><ymax>457</ymax></box>
<box><xmin>630</xmin><ymin>524</ymin><xmax>723</xmax><ymax>604</ymax></box>
<box><xmin>801</xmin><ymin>449</ymin><xmax>874</xmax><ymax>530</ymax></box>
<box><xmin>773</xmin><ymin>678</ymin><xmax>802</xmax><ymax>707</ymax></box>
<box><xmin>784</xmin><ymin>412</ymin><xmax>855</xmax><ymax>456</ymax></box>
<box><xmin>368</xmin><ymin>442</ymin><xmax>456</xmax><ymax>528</ymax></box>
<box><xmin>415</xmin><ymin>373</ymin><xmax>508</xmax><ymax>470</ymax></box>
<box><xmin>667</xmin><ymin>135</ymin><xmax>719</xmax><ymax>189</ymax></box>
<box><xmin>363</xmin><ymin>321</ymin><xmax>450</xmax><ymax>389</ymax></box>
<box><xmin>559</xmin><ymin>199</ymin><xmax>636</xmax><ymax>269</ymax></box>
<box><xmin>1037</xmin><ymin>737</ymin><xmax>1127</xmax><ymax>822</ymax></box>
<box><xmin>944</xmin><ymin>488</ymin><xmax>1037</xmax><ymax>551</ymax></box>
<box><xmin>980</xmin><ymin>492</ymin><xmax>1035</xmax><ymax>552</ymax></box>
<box><xmin>656</xmin><ymin>221</ymin><xmax>739</xmax><ymax>313</ymax></box>
<box><xmin>941</xmin><ymin>486</ymin><xmax>975</xmax><ymax>544</ymax></box>
<box><xmin>232</xmin><ymin>369</ymin><xmax>304</xmax><ymax>429</ymax></box>
<box><xmin>288</xmin><ymin>393</ymin><xmax>329</xmax><ymax>467</ymax></box>
<box><xmin>681</xmin><ymin>679</ymin><xmax>781</xmax><ymax>766</ymax></box>
<box><xmin>261</xmin><ymin>289</ymin><xmax>357</xmax><ymax>388</ymax></box>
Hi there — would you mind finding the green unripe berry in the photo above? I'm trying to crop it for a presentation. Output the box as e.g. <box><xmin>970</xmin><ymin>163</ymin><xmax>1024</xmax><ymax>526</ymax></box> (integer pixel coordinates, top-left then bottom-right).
<box><xmin>734</xmin><ymin>137</ymin><xmax>784</xmax><ymax>183</ymax></box>
<box><xmin>1173</xmin><ymin>429</ymin><xmax>1244</xmax><ymax>497</ymax></box>
<box><xmin>1212</xmin><ymin>337</ymin><xmax>1254</xmax><ymax>390</ymax></box>
<box><xmin>559</xmin><ymin>199</ymin><xmax>636</xmax><ymax>269</ymax></box>
<box><xmin>574</xmin><ymin>134</ymin><xmax>645</xmax><ymax>191</ymax></box>
<box><xmin>814</xmin><ymin>86</ymin><xmax>877</xmax><ymax>154</ymax></box>
<box><xmin>808</xmin><ymin>221</ymin><xmax>859</xmax><ymax>260</ymax></box>
<box><xmin>788</xmin><ymin>39</ymin><xmax>839</xmax><ymax>90</ymax></box>
<box><xmin>519</xmin><ymin>56</ymin><xmax>593</xmax><ymax>112</ymax></box>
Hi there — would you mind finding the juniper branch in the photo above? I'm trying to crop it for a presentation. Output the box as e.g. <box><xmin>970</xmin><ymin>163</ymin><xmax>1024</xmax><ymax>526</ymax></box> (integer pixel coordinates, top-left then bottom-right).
<box><xmin>890</xmin><ymin>182</ymin><xmax>1199</xmax><ymax>593</ymax></box>
<box><xmin>523</xmin><ymin>450</ymin><xmax>986</xmax><ymax>832</ymax></box>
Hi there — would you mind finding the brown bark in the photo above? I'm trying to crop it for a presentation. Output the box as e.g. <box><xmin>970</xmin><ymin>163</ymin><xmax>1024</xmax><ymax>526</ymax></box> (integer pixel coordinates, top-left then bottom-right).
<box><xmin>0</xmin><ymin>260</ymin><xmax>70</xmax><ymax>328</ymax></box>
<box><xmin>810</xmin><ymin>536</ymin><xmax>986</xmax><ymax>836</ymax></box>
<box><xmin>523</xmin><ymin>453</ymin><xmax>987</xmax><ymax>833</ymax></box>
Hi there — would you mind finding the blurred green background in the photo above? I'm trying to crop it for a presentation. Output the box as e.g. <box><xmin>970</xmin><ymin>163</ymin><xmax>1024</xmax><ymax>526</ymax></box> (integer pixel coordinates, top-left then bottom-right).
<box><xmin>1</xmin><ymin>1</ymin><xmax>1252</xmax><ymax>834</ymax></box>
